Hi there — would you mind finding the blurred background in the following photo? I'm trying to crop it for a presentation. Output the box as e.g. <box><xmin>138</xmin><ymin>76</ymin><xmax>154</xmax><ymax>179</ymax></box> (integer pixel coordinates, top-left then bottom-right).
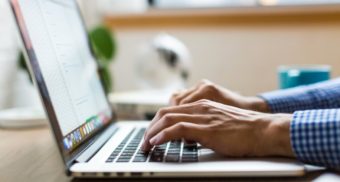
<box><xmin>2</xmin><ymin>0</ymin><xmax>340</xmax><ymax>110</ymax></box>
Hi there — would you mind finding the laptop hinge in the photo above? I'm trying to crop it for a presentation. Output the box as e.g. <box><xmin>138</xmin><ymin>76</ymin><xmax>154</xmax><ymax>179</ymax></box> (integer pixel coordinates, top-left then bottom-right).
<box><xmin>75</xmin><ymin>124</ymin><xmax>118</xmax><ymax>163</ymax></box>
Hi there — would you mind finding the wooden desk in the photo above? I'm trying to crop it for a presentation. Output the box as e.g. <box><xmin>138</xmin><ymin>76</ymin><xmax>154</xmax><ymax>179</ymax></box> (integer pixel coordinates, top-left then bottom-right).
<box><xmin>1</xmin><ymin>127</ymin><xmax>340</xmax><ymax>182</ymax></box>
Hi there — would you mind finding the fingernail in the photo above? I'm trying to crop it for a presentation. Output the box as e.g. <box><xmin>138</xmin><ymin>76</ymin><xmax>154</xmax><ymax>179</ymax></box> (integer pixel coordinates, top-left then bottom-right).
<box><xmin>149</xmin><ymin>137</ymin><xmax>157</xmax><ymax>145</ymax></box>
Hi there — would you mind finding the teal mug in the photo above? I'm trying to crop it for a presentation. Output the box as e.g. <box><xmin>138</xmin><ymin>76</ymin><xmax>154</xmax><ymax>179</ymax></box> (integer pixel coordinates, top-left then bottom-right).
<box><xmin>278</xmin><ymin>65</ymin><xmax>331</xmax><ymax>89</ymax></box>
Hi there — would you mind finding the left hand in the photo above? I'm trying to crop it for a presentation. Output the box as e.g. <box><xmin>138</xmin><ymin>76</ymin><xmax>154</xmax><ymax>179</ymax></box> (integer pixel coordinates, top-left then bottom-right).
<box><xmin>170</xmin><ymin>80</ymin><xmax>270</xmax><ymax>113</ymax></box>
<box><xmin>141</xmin><ymin>99</ymin><xmax>295</xmax><ymax>158</ymax></box>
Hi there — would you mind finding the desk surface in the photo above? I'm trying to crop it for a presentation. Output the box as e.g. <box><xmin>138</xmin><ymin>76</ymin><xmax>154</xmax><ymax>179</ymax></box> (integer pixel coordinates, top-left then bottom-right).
<box><xmin>1</xmin><ymin>126</ymin><xmax>340</xmax><ymax>182</ymax></box>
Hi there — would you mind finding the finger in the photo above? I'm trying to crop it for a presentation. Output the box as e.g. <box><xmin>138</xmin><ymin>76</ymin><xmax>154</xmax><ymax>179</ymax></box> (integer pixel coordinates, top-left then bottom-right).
<box><xmin>171</xmin><ymin>80</ymin><xmax>209</xmax><ymax>106</ymax></box>
<box><xmin>172</xmin><ymin>79</ymin><xmax>215</xmax><ymax>106</ymax></box>
<box><xmin>169</xmin><ymin>90</ymin><xmax>185</xmax><ymax>106</ymax></box>
<box><xmin>143</xmin><ymin>103</ymin><xmax>197</xmax><ymax>140</ymax></box>
<box><xmin>145</xmin><ymin>102</ymin><xmax>207</xmax><ymax>136</ymax></box>
<box><xmin>143</xmin><ymin>99</ymin><xmax>220</xmax><ymax>141</ymax></box>
<box><xmin>142</xmin><ymin>113</ymin><xmax>211</xmax><ymax>151</ymax></box>
<box><xmin>170</xmin><ymin>87</ymin><xmax>197</xmax><ymax>106</ymax></box>
<box><xmin>149</xmin><ymin>122</ymin><xmax>207</xmax><ymax>146</ymax></box>
<box><xmin>144</xmin><ymin>103</ymin><xmax>194</xmax><ymax>139</ymax></box>
<box><xmin>178</xmin><ymin>86</ymin><xmax>207</xmax><ymax>105</ymax></box>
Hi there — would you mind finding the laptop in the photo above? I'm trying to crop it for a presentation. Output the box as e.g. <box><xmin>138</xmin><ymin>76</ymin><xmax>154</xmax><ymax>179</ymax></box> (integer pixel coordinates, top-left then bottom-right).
<box><xmin>10</xmin><ymin>0</ymin><xmax>306</xmax><ymax>178</ymax></box>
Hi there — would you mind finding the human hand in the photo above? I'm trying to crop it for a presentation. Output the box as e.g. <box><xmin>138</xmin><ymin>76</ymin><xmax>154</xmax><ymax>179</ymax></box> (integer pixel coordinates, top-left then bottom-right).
<box><xmin>170</xmin><ymin>80</ymin><xmax>270</xmax><ymax>113</ymax></box>
<box><xmin>142</xmin><ymin>99</ymin><xmax>294</xmax><ymax>158</ymax></box>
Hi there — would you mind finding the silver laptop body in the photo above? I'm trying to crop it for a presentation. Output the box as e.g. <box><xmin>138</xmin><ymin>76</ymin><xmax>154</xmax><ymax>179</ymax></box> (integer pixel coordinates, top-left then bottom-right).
<box><xmin>10</xmin><ymin>0</ymin><xmax>305</xmax><ymax>178</ymax></box>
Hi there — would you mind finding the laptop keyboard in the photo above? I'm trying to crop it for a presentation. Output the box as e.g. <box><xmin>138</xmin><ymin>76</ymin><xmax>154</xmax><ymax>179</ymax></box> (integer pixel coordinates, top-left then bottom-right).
<box><xmin>105</xmin><ymin>128</ymin><xmax>198</xmax><ymax>163</ymax></box>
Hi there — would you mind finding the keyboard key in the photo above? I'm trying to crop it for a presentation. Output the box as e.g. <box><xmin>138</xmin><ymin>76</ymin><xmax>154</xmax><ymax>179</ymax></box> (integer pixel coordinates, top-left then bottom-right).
<box><xmin>170</xmin><ymin>143</ymin><xmax>181</xmax><ymax>147</ymax></box>
<box><xmin>168</xmin><ymin>151</ymin><xmax>180</xmax><ymax>154</ymax></box>
<box><xmin>159</xmin><ymin>144</ymin><xmax>167</xmax><ymax>148</ymax></box>
<box><xmin>106</xmin><ymin>158</ymin><xmax>114</xmax><ymax>162</ymax></box>
<box><xmin>117</xmin><ymin>158</ymin><xmax>130</xmax><ymax>162</ymax></box>
<box><xmin>183</xmin><ymin>147</ymin><xmax>197</xmax><ymax>153</ymax></box>
<box><xmin>167</xmin><ymin>149</ymin><xmax>180</xmax><ymax>152</ymax></box>
<box><xmin>152</xmin><ymin>151</ymin><xmax>164</xmax><ymax>156</ymax></box>
<box><xmin>129</xmin><ymin>142</ymin><xmax>140</xmax><ymax>145</ymax></box>
<box><xmin>182</xmin><ymin>151</ymin><xmax>197</xmax><ymax>154</ymax></box>
<box><xmin>165</xmin><ymin>155</ymin><xmax>180</xmax><ymax>162</ymax></box>
<box><xmin>183</xmin><ymin>154</ymin><xmax>197</xmax><ymax>158</ymax></box>
<box><xmin>118</xmin><ymin>156</ymin><xmax>132</xmax><ymax>160</ymax></box>
<box><xmin>112</xmin><ymin>151</ymin><xmax>120</xmax><ymax>155</ymax></box>
<box><xmin>115</xmin><ymin>147</ymin><xmax>123</xmax><ymax>151</ymax></box>
<box><xmin>154</xmin><ymin>149</ymin><xmax>165</xmax><ymax>153</ymax></box>
<box><xmin>150</xmin><ymin>155</ymin><xmax>163</xmax><ymax>162</ymax></box>
<box><xmin>135</xmin><ymin>154</ymin><xmax>147</xmax><ymax>157</ymax></box>
<box><xmin>128</xmin><ymin>144</ymin><xmax>138</xmax><ymax>147</ymax></box>
<box><xmin>182</xmin><ymin>157</ymin><xmax>198</xmax><ymax>162</ymax></box>
<box><xmin>150</xmin><ymin>150</ymin><xmax>164</xmax><ymax>162</ymax></box>
<box><xmin>123</xmin><ymin>149</ymin><xmax>136</xmax><ymax>152</ymax></box>
<box><xmin>108</xmin><ymin>155</ymin><xmax>116</xmax><ymax>159</ymax></box>
<box><xmin>137</xmin><ymin>150</ymin><xmax>148</xmax><ymax>154</ymax></box>
<box><xmin>133</xmin><ymin>156</ymin><xmax>148</xmax><ymax>162</ymax></box>
<box><xmin>110</xmin><ymin>155</ymin><xmax>118</xmax><ymax>158</ymax></box>
<box><xmin>120</xmin><ymin>153</ymin><xmax>133</xmax><ymax>157</ymax></box>
<box><xmin>125</xmin><ymin>147</ymin><xmax>137</xmax><ymax>150</ymax></box>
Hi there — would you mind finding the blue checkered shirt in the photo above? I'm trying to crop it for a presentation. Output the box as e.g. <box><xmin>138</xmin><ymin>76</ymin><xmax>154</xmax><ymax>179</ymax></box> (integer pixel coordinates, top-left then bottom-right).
<box><xmin>260</xmin><ymin>78</ymin><xmax>340</xmax><ymax>169</ymax></box>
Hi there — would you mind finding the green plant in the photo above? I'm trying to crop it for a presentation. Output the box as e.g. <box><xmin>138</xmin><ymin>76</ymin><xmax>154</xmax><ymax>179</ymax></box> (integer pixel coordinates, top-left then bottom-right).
<box><xmin>89</xmin><ymin>25</ymin><xmax>117</xmax><ymax>94</ymax></box>
<box><xmin>18</xmin><ymin>52</ymin><xmax>32</xmax><ymax>82</ymax></box>
<box><xmin>18</xmin><ymin>25</ymin><xmax>116</xmax><ymax>94</ymax></box>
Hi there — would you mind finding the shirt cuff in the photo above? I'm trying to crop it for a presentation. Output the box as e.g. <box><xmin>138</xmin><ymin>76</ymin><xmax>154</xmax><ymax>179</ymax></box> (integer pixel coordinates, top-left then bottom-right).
<box><xmin>259</xmin><ymin>86</ymin><xmax>314</xmax><ymax>113</ymax></box>
<box><xmin>290</xmin><ymin>109</ymin><xmax>340</xmax><ymax>169</ymax></box>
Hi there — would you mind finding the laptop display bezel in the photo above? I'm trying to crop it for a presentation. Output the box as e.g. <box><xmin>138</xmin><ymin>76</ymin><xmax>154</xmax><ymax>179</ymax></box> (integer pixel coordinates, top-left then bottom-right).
<box><xmin>9</xmin><ymin>0</ymin><xmax>117</xmax><ymax>169</ymax></box>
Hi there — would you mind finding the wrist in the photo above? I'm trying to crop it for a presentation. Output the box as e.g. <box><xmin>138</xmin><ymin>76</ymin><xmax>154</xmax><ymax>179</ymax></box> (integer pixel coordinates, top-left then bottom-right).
<box><xmin>247</xmin><ymin>97</ymin><xmax>270</xmax><ymax>113</ymax></box>
<box><xmin>261</xmin><ymin>114</ymin><xmax>295</xmax><ymax>157</ymax></box>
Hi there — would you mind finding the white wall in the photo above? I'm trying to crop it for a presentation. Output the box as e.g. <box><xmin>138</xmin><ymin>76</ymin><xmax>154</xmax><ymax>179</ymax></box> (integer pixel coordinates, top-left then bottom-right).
<box><xmin>0</xmin><ymin>0</ymin><xmax>21</xmax><ymax>109</ymax></box>
<box><xmin>111</xmin><ymin>23</ymin><xmax>340</xmax><ymax>96</ymax></box>
<box><xmin>77</xmin><ymin>1</ymin><xmax>340</xmax><ymax>96</ymax></box>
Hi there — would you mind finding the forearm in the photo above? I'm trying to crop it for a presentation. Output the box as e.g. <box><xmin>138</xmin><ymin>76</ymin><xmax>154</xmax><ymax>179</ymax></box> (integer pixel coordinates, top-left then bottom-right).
<box><xmin>259</xmin><ymin>78</ymin><xmax>340</xmax><ymax>113</ymax></box>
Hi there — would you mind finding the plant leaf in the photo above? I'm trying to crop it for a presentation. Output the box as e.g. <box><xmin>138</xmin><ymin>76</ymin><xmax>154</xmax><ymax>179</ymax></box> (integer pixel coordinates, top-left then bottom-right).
<box><xmin>89</xmin><ymin>26</ymin><xmax>116</xmax><ymax>63</ymax></box>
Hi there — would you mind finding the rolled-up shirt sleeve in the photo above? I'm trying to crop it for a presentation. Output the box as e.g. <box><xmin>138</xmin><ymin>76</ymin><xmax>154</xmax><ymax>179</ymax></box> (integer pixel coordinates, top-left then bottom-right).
<box><xmin>291</xmin><ymin>109</ymin><xmax>340</xmax><ymax>169</ymax></box>
<box><xmin>259</xmin><ymin>78</ymin><xmax>340</xmax><ymax>113</ymax></box>
<box><xmin>258</xmin><ymin>78</ymin><xmax>340</xmax><ymax>169</ymax></box>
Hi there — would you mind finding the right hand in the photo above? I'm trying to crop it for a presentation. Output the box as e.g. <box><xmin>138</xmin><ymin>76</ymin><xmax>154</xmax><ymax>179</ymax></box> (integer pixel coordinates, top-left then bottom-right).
<box><xmin>142</xmin><ymin>99</ymin><xmax>294</xmax><ymax>157</ymax></box>
<box><xmin>170</xmin><ymin>79</ymin><xmax>270</xmax><ymax>113</ymax></box>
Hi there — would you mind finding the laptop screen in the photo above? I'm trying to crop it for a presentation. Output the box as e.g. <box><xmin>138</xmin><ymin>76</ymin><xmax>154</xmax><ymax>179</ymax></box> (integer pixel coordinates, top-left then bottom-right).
<box><xmin>11</xmin><ymin>0</ymin><xmax>112</xmax><ymax>153</ymax></box>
